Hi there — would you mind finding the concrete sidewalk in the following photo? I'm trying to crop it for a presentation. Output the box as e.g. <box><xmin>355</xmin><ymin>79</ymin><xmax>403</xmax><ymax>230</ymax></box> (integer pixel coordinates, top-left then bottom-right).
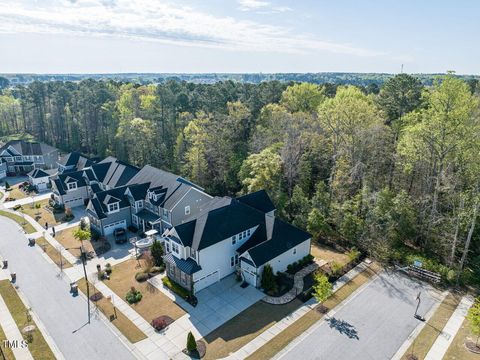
<box><xmin>424</xmin><ymin>295</ymin><xmax>475</xmax><ymax>360</ymax></box>
<box><xmin>2</xmin><ymin>192</ymin><xmax>53</xmax><ymax>209</ymax></box>
<box><xmin>0</xmin><ymin>294</ymin><xmax>34</xmax><ymax>360</ymax></box>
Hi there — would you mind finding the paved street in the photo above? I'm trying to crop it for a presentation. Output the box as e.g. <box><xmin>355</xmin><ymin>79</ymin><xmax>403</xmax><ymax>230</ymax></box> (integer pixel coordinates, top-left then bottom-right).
<box><xmin>277</xmin><ymin>271</ymin><xmax>440</xmax><ymax>360</ymax></box>
<box><xmin>0</xmin><ymin>216</ymin><xmax>136</xmax><ymax>360</ymax></box>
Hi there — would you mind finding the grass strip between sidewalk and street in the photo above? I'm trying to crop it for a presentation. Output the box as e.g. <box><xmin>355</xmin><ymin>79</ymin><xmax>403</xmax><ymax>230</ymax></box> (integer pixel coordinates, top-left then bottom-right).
<box><xmin>0</xmin><ymin>280</ymin><xmax>56</xmax><ymax>360</ymax></box>
<box><xmin>77</xmin><ymin>278</ymin><xmax>147</xmax><ymax>344</ymax></box>
<box><xmin>0</xmin><ymin>323</ymin><xmax>16</xmax><ymax>360</ymax></box>
<box><xmin>401</xmin><ymin>292</ymin><xmax>461</xmax><ymax>360</ymax></box>
<box><xmin>36</xmin><ymin>237</ymin><xmax>73</xmax><ymax>269</ymax></box>
<box><xmin>246</xmin><ymin>262</ymin><xmax>381</xmax><ymax>360</ymax></box>
<box><xmin>444</xmin><ymin>317</ymin><xmax>480</xmax><ymax>360</ymax></box>
<box><xmin>0</xmin><ymin>210</ymin><xmax>36</xmax><ymax>233</ymax></box>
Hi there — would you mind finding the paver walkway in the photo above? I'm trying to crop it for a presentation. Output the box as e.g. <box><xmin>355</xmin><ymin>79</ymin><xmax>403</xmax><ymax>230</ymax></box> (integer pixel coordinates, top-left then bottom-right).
<box><xmin>223</xmin><ymin>261</ymin><xmax>371</xmax><ymax>360</ymax></box>
<box><xmin>263</xmin><ymin>259</ymin><xmax>327</xmax><ymax>305</ymax></box>
<box><xmin>0</xmin><ymin>294</ymin><xmax>35</xmax><ymax>360</ymax></box>
<box><xmin>424</xmin><ymin>295</ymin><xmax>475</xmax><ymax>360</ymax></box>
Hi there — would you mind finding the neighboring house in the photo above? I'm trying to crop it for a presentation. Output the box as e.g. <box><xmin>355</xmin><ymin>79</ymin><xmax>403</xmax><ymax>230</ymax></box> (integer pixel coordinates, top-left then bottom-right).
<box><xmin>0</xmin><ymin>160</ymin><xmax>6</xmax><ymax>180</ymax></box>
<box><xmin>127</xmin><ymin>165</ymin><xmax>212</xmax><ymax>234</ymax></box>
<box><xmin>86</xmin><ymin>165</ymin><xmax>212</xmax><ymax>236</ymax></box>
<box><xmin>57</xmin><ymin>152</ymin><xmax>96</xmax><ymax>174</ymax></box>
<box><xmin>50</xmin><ymin>156</ymin><xmax>140</xmax><ymax>208</ymax></box>
<box><xmin>28</xmin><ymin>168</ymin><xmax>51</xmax><ymax>191</ymax></box>
<box><xmin>87</xmin><ymin>185</ymin><xmax>133</xmax><ymax>236</ymax></box>
<box><xmin>51</xmin><ymin>170</ymin><xmax>90</xmax><ymax>208</ymax></box>
<box><xmin>0</xmin><ymin>140</ymin><xmax>59</xmax><ymax>175</ymax></box>
<box><xmin>162</xmin><ymin>190</ymin><xmax>311</xmax><ymax>294</ymax></box>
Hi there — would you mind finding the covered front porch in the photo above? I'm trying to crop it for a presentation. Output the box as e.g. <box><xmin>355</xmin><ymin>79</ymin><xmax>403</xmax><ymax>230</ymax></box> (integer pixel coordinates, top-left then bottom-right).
<box><xmin>133</xmin><ymin>208</ymin><xmax>162</xmax><ymax>233</ymax></box>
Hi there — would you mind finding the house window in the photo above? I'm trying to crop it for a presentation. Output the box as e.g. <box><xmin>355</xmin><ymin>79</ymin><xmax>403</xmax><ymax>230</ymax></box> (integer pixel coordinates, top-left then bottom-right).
<box><xmin>133</xmin><ymin>215</ymin><xmax>138</xmax><ymax>225</ymax></box>
<box><xmin>239</xmin><ymin>232</ymin><xmax>243</xmax><ymax>240</ymax></box>
<box><xmin>235</xmin><ymin>254</ymin><xmax>239</xmax><ymax>265</ymax></box>
<box><xmin>67</xmin><ymin>182</ymin><xmax>77</xmax><ymax>190</ymax></box>
<box><xmin>15</xmin><ymin>156</ymin><xmax>22</xmax><ymax>161</ymax></box>
<box><xmin>169</xmin><ymin>266</ymin><xmax>174</xmax><ymax>276</ymax></box>
<box><xmin>165</xmin><ymin>242</ymin><xmax>170</xmax><ymax>253</ymax></box>
<box><xmin>191</xmin><ymin>248</ymin><xmax>196</xmax><ymax>260</ymax></box>
<box><xmin>185</xmin><ymin>206</ymin><xmax>190</xmax><ymax>215</ymax></box>
<box><xmin>181</xmin><ymin>272</ymin><xmax>188</xmax><ymax>285</ymax></box>
<box><xmin>108</xmin><ymin>202</ymin><xmax>119</xmax><ymax>212</ymax></box>
<box><xmin>230</xmin><ymin>256</ymin><xmax>235</xmax><ymax>267</ymax></box>
<box><xmin>163</xmin><ymin>208</ymin><xmax>168</xmax><ymax>218</ymax></box>
<box><xmin>247</xmin><ymin>229</ymin><xmax>251</xmax><ymax>237</ymax></box>
<box><xmin>172</xmin><ymin>243</ymin><xmax>179</xmax><ymax>254</ymax></box>
<box><xmin>231</xmin><ymin>235</ymin><xmax>237</xmax><ymax>245</ymax></box>
<box><xmin>293</xmin><ymin>248</ymin><xmax>297</xmax><ymax>255</ymax></box>
<box><xmin>136</xmin><ymin>201</ymin><xmax>143</xmax><ymax>209</ymax></box>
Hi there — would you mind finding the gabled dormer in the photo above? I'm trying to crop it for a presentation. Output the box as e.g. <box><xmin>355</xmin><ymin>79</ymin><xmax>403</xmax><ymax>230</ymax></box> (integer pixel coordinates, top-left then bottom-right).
<box><xmin>65</xmin><ymin>177</ymin><xmax>78</xmax><ymax>191</ymax></box>
<box><xmin>104</xmin><ymin>194</ymin><xmax>121</xmax><ymax>213</ymax></box>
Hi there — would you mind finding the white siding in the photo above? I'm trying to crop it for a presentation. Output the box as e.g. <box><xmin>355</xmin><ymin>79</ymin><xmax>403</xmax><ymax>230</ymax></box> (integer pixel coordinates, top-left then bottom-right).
<box><xmin>257</xmin><ymin>238</ymin><xmax>311</xmax><ymax>276</ymax></box>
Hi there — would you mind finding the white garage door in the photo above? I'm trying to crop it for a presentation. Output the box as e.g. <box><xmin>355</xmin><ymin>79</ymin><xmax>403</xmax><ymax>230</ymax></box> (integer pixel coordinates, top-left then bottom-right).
<box><xmin>103</xmin><ymin>220</ymin><xmax>126</xmax><ymax>235</ymax></box>
<box><xmin>242</xmin><ymin>269</ymin><xmax>257</xmax><ymax>287</ymax></box>
<box><xmin>64</xmin><ymin>197</ymin><xmax>83</xmax><ymax>208</ymax></box>
<box><xmin>194</xmin><ymin>270</ymin><xmax>219</xmax><ymax>293</ymax></box>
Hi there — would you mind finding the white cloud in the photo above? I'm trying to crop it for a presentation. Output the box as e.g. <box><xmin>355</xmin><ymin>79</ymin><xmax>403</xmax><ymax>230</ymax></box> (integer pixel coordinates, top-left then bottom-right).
<box><xmin>237</xmin><ymin>0</ymin><xmax>292</xmax><ymax>13</ymax></box>
<box><xmin>0</xmin><ymin>0</ymin><xmax>391</xmax><ymax>58</ymax></box>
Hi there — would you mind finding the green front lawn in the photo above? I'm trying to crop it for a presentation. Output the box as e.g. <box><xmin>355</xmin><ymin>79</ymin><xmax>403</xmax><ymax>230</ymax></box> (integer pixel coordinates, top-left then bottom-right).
<box><xmin>0</xmin><ymin>210</ymin><xmax>36</xmax><ymax>233</ymax></box>
<box><xmin>0</xmin><ymin>280</ymin><xmax>56</xmax><ymax>360</ymax></box>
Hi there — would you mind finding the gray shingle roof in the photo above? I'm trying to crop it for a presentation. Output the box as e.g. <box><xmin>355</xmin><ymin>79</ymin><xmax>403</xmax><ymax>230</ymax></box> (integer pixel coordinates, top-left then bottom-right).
<box><xmin>28</xmin><ymin>168</ymin><xmax>49</xmax><ymax>179</ymax></box>
<box><xmin>237</xmin><ymin>190</ymin><xmax>276</xmax><ymax>213</ymax></box>
<box><xmin>163</xmin><ymin>253</ymin><xmax>202</xmax><ymax>275</ymax></box>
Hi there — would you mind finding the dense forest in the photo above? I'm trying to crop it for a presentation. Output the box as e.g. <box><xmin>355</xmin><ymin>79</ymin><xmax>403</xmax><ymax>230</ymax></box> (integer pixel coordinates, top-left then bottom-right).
<box><xmin>1</xmin><ymin>74</ymin><xmax>480</xmax><ymax>286</ymax></box>
<box><xmin>2</xmin><ymin>72</ymin><xmax>479</xmax><ymax>87</ymax></box>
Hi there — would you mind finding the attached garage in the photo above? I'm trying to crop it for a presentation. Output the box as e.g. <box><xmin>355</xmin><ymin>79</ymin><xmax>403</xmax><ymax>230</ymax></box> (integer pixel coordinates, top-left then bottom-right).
<box><xmin>194</xmin><ymin>270</ymin><xmax>219</xmax><ymax>293</ymax></box>
<box><xmin>103</xmin><ymin>220</ymin><xmax>126</xmax><ymax>236</ymax></box>
<box><xmin>64</xmin><ymin>197</ymin><xmax>84</xmax><ymax>208</ymax></box>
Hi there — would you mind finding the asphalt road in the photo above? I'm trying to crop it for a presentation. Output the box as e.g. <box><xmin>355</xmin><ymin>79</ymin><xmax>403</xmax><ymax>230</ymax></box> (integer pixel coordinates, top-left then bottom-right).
<box><xmin>277</xmin><ymin>270</ymin><xmax>439</xmax><ymax>360</ymax></box>
<box><xmin>0</xmin><ymin>216</ymin><xmax>136</xmax><ymax>360</ymax></box>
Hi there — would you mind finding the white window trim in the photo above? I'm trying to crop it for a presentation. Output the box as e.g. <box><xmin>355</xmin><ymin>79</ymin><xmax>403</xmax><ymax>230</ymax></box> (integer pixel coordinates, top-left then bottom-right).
<box><xmin>67</xmin><ymin>182</ymin><xmax>77</xmax><ymax>190</ymax></box>
<box><xmin>108</xmin><ymin>202</ymin><xmax>120</xmax><ymax>213</ymax></box>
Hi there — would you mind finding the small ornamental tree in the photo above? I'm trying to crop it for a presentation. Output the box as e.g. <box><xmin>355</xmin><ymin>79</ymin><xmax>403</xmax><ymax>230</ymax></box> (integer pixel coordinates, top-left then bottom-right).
<box><xmin>186</xmin><ymin>331</ymin><xmax>197</xmax><ymax>352</ymax></box>
<box><xmin>5</xmin><ymin>181</ymin><xmax>10</xmax><ymax>190</ymax></box>
<box><xmin>151</xmin><ymin>240</ymin><xmax>164</xmax><ymax>266</ymax></box>
<box><xmin>261</xmin><ymin>264</ymin><xmax>276</xmax><ymax>292</ymax></box>
<box><xmin>312</xmin><ymin>272</ymin><xmax>333</xmax><ymax>303</ymax></box>
<box><xmin>467</xmin><ymin>298</ymin><xmax>480</xmax><ymax>347</ymax></box>
<box><xmin>73</xmin><ymin>228</ymin><xmax>91</xmax><ymax>244</ymax></box>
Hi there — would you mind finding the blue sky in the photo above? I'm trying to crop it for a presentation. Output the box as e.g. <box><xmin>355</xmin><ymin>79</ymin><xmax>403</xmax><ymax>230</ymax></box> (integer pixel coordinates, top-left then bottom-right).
<box><xmin>0</xmin><ymin>0</ymin><xmax>478</xmax><ymax>74</ymax></box>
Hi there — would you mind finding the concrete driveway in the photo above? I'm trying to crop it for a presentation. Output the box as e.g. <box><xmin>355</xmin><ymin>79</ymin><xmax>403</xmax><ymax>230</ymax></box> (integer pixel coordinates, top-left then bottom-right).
<box><xmin>276</xmin><ymin>271</ymin><xmax>441</xmax><ymax>360</ymax></box>
<box><xmin>0</xmin><ymin>216</ymin><xmax>136</xmax><ymax>360</ymax></box>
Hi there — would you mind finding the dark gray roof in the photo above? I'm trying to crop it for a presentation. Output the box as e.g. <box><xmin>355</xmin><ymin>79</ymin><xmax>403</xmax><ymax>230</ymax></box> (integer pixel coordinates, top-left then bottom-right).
<box><xmin>242</xmin><ymin>219</ymin><xmax>311</xmax><ymax>266</ymax></box>
<box><xmin>90</xmin><ymin>163</ymin><xmax>111</xmax><ymax>183</ymax></box>
<box><xmin>99</xmin><ymin>157</ymin><xmax>140</xmax><ymax>188</ymax></box>
<box><xmin>1</xmin><ymin>140</ymin><xmax>57</xmax><ymax>156</ymax></box>
<box><xmin>174</xmin><ymin>197</ymin><xmax>265</xmax><ymax>251</ymax></box>
<box><xmin>88</xmin><ymin>185</ymin><xmax>130</xmax><ymax>219</ymax></box>
<box><xmin>127</xmin><ymin>165</ymin><xmax>204</xmax><ymax>210</ymax></box>
<box><xmin>237</xmin><ymin>190</ymin><xmax>276</xmax><ymax>213</ymax></box>
<box><xmin>28</xmin><ymin>168</ymin><xmax>49</xmax><ymax>179</ymax></box>
<box><xmin>163</xmin><ymin>253</ymin><xmax>202</xmax><ymax>275</ymax></box>
<box><xmin>128</xmin><ymin>182</ymin><xmax>150</xmax><ymax>201</ymax></box>
<box><xmin>54</xmin><ymin>170</ymin><xmax>88</xmax><ymax>195</ymax></box>
<box><xmin>136</xmin><ymin>208</ymin><xmax>160</xmax><ymax>223</ymax></box>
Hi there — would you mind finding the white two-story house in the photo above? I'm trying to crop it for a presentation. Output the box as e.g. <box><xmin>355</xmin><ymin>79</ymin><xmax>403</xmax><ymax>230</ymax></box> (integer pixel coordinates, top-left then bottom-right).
<box><xmin>163</xmin><ymin>190</ymin><xmax>312</xmax><ymax>294</ymax></box>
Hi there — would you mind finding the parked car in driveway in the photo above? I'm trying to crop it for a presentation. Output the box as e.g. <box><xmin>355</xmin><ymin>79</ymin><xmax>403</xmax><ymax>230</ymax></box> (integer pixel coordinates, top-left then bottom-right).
<box><xmin>113</xmin><ymin>228</ymin><xmax>127</xmax><ymax>244</ymax></box>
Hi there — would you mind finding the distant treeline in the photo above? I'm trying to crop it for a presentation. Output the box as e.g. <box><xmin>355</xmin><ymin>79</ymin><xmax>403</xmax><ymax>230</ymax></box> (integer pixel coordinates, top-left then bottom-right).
<box><xmin>1</xmin><ymin>72</ymin><xmax>479</xmax><ymax>87</ymax></box>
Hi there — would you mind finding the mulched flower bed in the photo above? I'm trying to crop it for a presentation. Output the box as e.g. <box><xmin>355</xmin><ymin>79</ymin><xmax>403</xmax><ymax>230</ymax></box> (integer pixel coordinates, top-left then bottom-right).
<box><xmin>182</xmin><ymin>340</ymin><xmax>206</xmax><ymax>359</ymax></box>
<box><xmin>465</xmin><ymin>340</ymin><xmax>480</xmax><ymax>354</ymax></box>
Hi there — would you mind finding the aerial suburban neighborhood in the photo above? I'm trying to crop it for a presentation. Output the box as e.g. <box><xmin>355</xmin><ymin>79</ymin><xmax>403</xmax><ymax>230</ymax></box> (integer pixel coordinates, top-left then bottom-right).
<box><xmin>0</xmin><ymin>1</ymin><xmax>479</xmax><ymax>360</ymax></box>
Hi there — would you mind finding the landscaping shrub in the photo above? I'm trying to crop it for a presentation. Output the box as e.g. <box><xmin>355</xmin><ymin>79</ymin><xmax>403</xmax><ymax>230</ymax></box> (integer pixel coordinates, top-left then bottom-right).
<box><xmin>261</xmin><ymin>264</ymin><xmax>276</xmax><ymax>293</ymax></box>
<box><xmin>35</xmin><ymin>203</ymin><xmax>41</xmax><ymax>209</ymax></box>
<box><xmin>105</xmin><ymin>263</ymin><xmax>112</xmax><ymax>275</ymax></box>
<box><xmin>187</xmin><ymin>331</ymin><xmax>197</xmax><ymax>352</ymax></box>
<box><xmin>286</xmin><ymin>255</ymin><xmax>314</xmax><ymax>274</ymax></box>
<box><xmin>63</xmin><ymin>207</ymin><xmax>74</xmax><ymax>221</ymax></box>
<box><xmin>162</xmin><ymin>277</ymin><xmax>191</xmax><ymax>299</ymax></box>
<box><xmin>151</xmin><ymin>317</ymin><xmax>168</xmax><ymax>331</ymax></box>
<box><xmin>97</xmin><ymin>270</ymin><xmax>106</xmax><ymax>280</ymax></box>
<box><xmin>135</xmin><ymin>272</ymin><xmax>149</xmax><ymax>282</ymax></box>
<box><xmin>151</xmin><ymin>240</ymin><xmax>164</xmax><ymax>266</ymax></box>
<box><xmin>347</xmin><ymin>247</ymin><xmax>361</xmax><ymax>262</ymax></box>
<box><xmin>125</xmin><ymin>287</ymin><xmax>142</xmax><ymax>304</ymax></box>
<box><xmin>5</xmin><ymin>181</ymin><xmax>10</xmax><ymax>190</ymax></box>
<box><xmin>150</xmin><ymin>266</ymin><xmax>164</xmax><ymax>274</ymax></box>
<box><xmin>80</xmin><ymin>217</ymin><xmax>88</xmax><ymax>231</ymax></box>
<box><xmin>13</xmin><ymin>205</ymin><xmax>22</xmax><ymax>211</ymax></box>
